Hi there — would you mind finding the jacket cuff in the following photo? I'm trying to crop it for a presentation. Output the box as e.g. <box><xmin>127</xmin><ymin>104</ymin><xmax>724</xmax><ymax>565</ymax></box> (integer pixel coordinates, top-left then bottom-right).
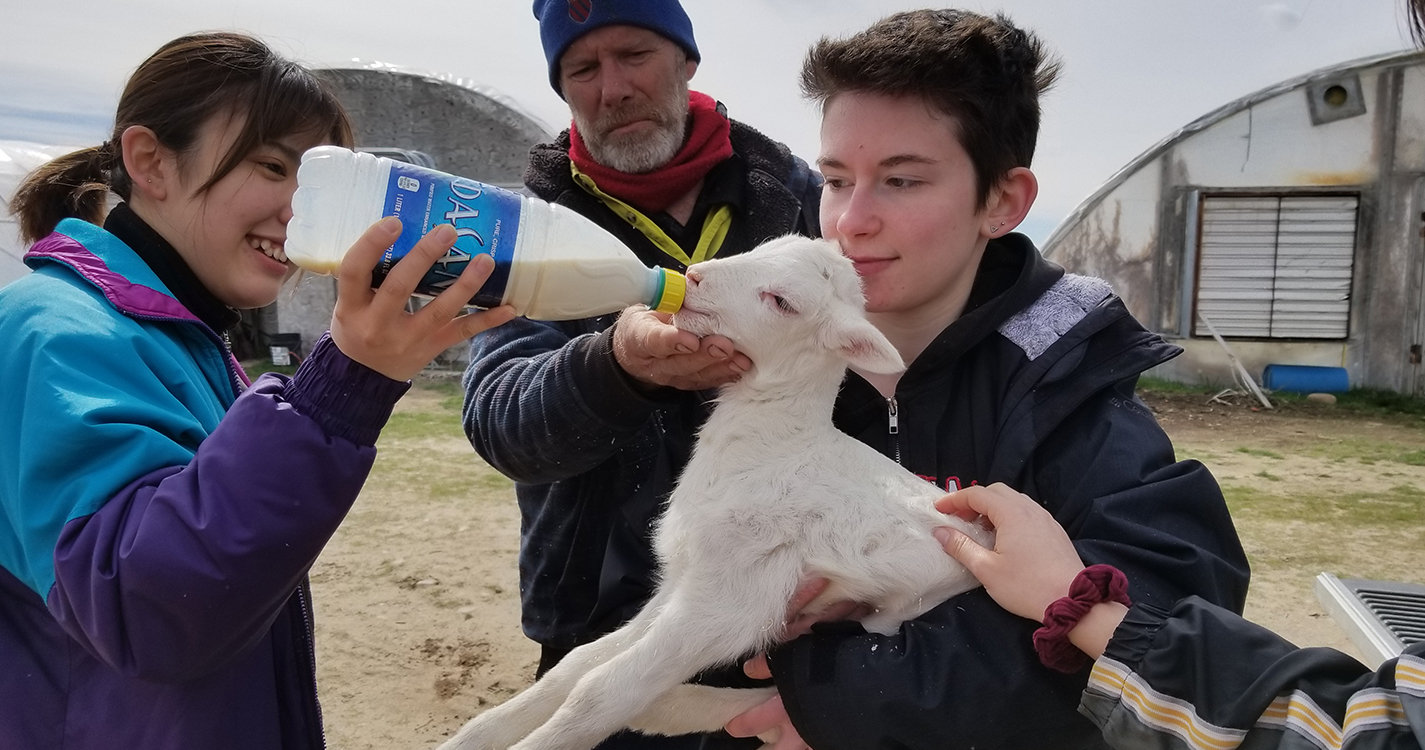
<box><xmin>283</xmin><ymin>333</ymin><xmax>410</xmax><ymax>447</ymax></box>
<box><xmin>574</xmin><ymin>326</ymin><xmax>681</xmax><ymax>423</ymax></box>
<box><xmin>1101</xmin><ymin>601</ymin><xmax>1172</xmax><ymax>669</ymax></box>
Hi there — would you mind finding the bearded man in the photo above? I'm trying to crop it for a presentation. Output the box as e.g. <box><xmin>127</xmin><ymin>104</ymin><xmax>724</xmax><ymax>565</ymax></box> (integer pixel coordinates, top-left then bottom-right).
<box><xmin>459</xmin><ymin>2</ymin><xmax>820</xmax><ymax>748</ymax></box>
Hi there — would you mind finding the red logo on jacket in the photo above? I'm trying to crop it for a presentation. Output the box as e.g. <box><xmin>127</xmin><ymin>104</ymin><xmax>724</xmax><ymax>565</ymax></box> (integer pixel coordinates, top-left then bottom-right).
<box><xmin>918</xmin><ymin>474</ymin><xmax>978</xmax><ymax>492</ymax></box>
<box><xmin>569</xmin><ymin>0</ymin><xmax>592</xmax><ymax>23</ymax></box>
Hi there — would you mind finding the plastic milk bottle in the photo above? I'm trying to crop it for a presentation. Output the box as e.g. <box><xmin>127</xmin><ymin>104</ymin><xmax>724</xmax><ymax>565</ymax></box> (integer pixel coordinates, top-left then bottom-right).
<box><xmin>286</xmin><ymin>146</ymin><xmax>685</xmax><ymax>320</ymax></box>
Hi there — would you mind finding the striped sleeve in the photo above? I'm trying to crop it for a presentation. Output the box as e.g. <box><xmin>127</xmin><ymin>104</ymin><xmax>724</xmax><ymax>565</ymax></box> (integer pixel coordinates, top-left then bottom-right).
<box><xmin>1079</xmin><ymin>598</ymin><xmax>1425</xmax><ymax>750</ymax></box>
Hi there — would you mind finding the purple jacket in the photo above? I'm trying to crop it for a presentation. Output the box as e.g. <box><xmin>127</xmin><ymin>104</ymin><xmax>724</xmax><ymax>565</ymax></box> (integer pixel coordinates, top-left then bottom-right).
<box><xmin>0</xmin><ymin>222</ymin><xmax>408</xmax><ymax>749</ymax></box>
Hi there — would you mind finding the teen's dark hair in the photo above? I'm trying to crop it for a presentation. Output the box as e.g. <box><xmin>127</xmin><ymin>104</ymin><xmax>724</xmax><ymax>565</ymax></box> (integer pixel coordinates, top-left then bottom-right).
<box><xmin>801</xmin><ymin>9</ymin><xmax>1059</xmax><ymax>209</ymax></box>
<box><xmin>11</xmin><ymin>32</ymin><xmax>354</xmax><ymax>244</ymax></box>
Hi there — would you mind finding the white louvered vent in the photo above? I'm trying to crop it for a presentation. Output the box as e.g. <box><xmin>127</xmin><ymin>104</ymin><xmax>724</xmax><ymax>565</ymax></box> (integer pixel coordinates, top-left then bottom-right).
<box><xmin>1196</xmin><ymin>195</ymin><xmax>1357</xmax><ymax>339</ymax></box>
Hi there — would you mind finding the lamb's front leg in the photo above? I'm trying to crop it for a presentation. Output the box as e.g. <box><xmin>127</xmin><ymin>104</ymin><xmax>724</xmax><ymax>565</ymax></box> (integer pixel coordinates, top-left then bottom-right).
<box><xmin>628</xmin><ymin>684</ymin><xmax>777</xmax><ymax>736</ymax></box>
<box><xmin>511</xmin><ymin>568</ymin><xmax>797</xmax><ymax>750</ymax></box>
<box><xmin>438</xmin><ymin>591</ymin><xmax>666</xmax><ymax>750</ymax></box>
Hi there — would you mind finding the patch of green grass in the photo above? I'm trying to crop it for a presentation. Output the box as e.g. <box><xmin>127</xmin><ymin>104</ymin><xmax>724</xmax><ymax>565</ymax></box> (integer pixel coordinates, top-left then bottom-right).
<box><xmin>1270</xmin><ymin>388</ymin><xmax>1425</xmax><ymax>424</ymax></box>
<box><xmin>361</xmin><ymin>380</ymin><xmax>515</xmax><ymax>501</ymax></box>
<box><xmin>1137</xmin><ymin>377</ymin><xmax>1217</xmax><ymax>396</ymax></box>
<box><xmin>1332</xmin><ymin>388</ymin><xmax>1425</xmax><ymax>417</ymax></box>
<box><xmin>364</xmin><ymin>447</ymin><xmax>511</xmax><ymax>502</ymax></box>
<box><xmin>1396</xmin><ymin>450</ymin><xmax>1425</xmax><ymax>466</ymax></box>
<box><xmin>1141</xmin><ymin>376</ymin><xmax>1425</xmax><ymax>421</ymax></box>
<box><xmin>1254</xmin><ymin>470</ymin><xmax>1282</xmax><ymax>481</ymax></box>
<box><xmin>1224</xmin><ymin>482</ymin><xmax>1425</xmax><ymax>529</ymax></box>
<box><xmin>242</xmin><ymin>360</ymin><xmax>298</xmax><ymax>378</ymax></box>
<box><xmin>1296</xmin><ymin>436</ymin><xmax>1425</xmax><ymax>466</ymax></box>
<box><xmin>380</xmin><ymin>411</ymin><xmax>465</xmax><ymax>442</ymax></box>
<box><xmin>1236</xmin><ymin>447</ymin><xmax>1283</xmax><ymax>459</ymax></box>
<box><xmin>412</xmin><ymin>378</ymin><xmax>466</xmax><ymax>412</ymax></box>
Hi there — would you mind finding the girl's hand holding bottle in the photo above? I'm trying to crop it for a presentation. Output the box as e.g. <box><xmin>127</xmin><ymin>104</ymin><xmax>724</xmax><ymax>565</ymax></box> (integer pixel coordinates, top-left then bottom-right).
<box><xmin>331</xmin><ymin>217</ymin><xmax>516</xmax><ymax>382</ymax></box>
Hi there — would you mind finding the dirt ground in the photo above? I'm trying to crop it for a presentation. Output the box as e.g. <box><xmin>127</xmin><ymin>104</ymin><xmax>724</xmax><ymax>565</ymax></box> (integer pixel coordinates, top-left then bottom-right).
<box><xmin>309</xmin><ymin>382</ymin><xmax>1425</xmax><ymax>749</ymax></box>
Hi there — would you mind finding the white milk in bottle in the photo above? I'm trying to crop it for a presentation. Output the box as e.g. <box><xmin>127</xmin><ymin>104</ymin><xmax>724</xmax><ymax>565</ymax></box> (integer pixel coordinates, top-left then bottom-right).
<box><xmin>285</xmin><ymin>146</ymin><xmax>684</xmax><ymax>320</ymax></box>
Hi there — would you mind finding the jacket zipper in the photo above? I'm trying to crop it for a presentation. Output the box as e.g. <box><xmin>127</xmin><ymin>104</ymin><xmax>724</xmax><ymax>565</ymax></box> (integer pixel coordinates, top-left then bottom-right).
<box><xmin>887</xmin><ymin>396</ymin><xmax>901</xmax><ymax>465</ymax></box>
<box><xmin>124</xmin><ymin>313</ymin><xmax>247</xmax><ymax>399</ymax></box>
<box><xmin>220</xmin><ymin>331</ymin><xmax>246</xmax><ymax>396</ymax></box>
<box><xmin>297</xmin><ymin>580</ymin><xmax>328</xmax><ymax>749</ymax></box>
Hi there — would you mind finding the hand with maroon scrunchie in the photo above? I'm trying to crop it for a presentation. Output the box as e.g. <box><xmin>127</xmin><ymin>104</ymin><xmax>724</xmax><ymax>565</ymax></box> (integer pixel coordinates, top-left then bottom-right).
<box><xmin>934</xmin><ymin>484</ymin><xmax>1132</xmax><ymax>667</ymax></box>
<box><xmin>1033</xmin><ymin>565</ymin><xmax>1131</xmax><ymax>672</ymax></box>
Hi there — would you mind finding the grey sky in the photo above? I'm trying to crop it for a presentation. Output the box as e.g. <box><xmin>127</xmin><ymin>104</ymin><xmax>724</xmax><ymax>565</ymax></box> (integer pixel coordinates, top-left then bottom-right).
<box><xmin>0</xmin><ymin>0</ymin><xmax>1415</xmax><ymax>242</ymax></box>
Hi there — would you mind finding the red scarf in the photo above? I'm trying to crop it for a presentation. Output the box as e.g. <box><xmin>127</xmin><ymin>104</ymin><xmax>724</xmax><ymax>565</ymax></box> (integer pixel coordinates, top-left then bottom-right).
<box><xmin>569</xmin><ymin>91</ymin><xmax>733</xmax><ymax>213</ymax></box>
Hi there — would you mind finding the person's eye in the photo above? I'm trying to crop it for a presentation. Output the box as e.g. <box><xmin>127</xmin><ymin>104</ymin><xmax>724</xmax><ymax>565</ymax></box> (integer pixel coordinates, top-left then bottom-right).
<box><xmin>259</xmin><ymin>160</ymin><xmax>287</xmax><ymax>177</ymax></box>
<box><xmin>566</xmin><ymin>63</ymin><xmax>598</xmax><ymax>81</ymax></box>
<box><xmin>886</xmin><ymin>176</ymin><xmax>922</xmax><ymax>189</ymax></box>
<box><xmin>823</xmin><ymin>178</ymin><xmax>849</xmax><ymax>191</ymax></box>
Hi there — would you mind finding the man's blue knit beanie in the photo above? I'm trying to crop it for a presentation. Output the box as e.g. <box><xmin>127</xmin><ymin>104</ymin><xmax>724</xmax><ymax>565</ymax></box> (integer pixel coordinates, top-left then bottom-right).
<box><xmin>533</xmin><ymin>0</ymin><xmax>700</xmax><ymax>96</ymax></box>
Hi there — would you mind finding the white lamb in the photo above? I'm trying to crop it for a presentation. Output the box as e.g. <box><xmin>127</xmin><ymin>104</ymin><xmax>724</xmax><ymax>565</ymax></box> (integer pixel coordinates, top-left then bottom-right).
<box><xmin>439</xmin><ymin>234</ymin><xmax>993</xmax><ymax>750</ymax></box>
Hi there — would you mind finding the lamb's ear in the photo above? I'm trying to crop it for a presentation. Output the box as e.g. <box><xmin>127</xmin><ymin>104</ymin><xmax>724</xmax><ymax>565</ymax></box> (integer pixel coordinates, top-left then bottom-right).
<box><xmin>820</xmin><ymin>312</ymin><xmax>905</xmax><ymax>374</ymax></box>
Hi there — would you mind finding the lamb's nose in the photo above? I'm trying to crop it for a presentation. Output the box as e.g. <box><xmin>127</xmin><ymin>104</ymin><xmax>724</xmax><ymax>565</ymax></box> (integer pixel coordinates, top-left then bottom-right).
<box><xmin>685</xmin><ymin>268</ymin><xmax>702</xmax><ymax>288</ymax></box>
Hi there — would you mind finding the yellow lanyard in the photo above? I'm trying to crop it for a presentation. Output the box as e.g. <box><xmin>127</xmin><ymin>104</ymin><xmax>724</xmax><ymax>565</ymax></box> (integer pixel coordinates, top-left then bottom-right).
<box><xmin>570</xmin><ymin>162</ymin><xmax>732</xmax><ymax>267</ymax></box>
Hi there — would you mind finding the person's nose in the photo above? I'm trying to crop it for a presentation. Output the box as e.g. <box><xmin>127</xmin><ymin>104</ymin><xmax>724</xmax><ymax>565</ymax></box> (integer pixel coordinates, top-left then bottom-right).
<box><xmin>832</xmin><ymin>184</ymin><xmax>880</xmax><ymax>239</ymax></box>
<box><xmin>599</xmin><ymin>63</ymin><xmax>636</xmax><ymax>107</ymax></box>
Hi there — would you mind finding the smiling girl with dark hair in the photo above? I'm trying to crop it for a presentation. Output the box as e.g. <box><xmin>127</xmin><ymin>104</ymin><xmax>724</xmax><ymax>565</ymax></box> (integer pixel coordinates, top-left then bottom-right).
<box><xmin>0</xmin><ymin>31</ymin><xmax>513</xmax><ymax>749</ymax></box>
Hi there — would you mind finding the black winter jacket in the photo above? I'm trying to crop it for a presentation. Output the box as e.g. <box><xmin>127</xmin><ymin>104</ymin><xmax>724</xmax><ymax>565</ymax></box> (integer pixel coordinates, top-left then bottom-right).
<box><xmin>764</xmin><ymin>235</ymin><xmax>1251</xmax><ymax>750</ymax></box>
<box><xmin>462</xmin><ymin>119</ymin><xmax>821</xmax><ymax>650</ymax></box>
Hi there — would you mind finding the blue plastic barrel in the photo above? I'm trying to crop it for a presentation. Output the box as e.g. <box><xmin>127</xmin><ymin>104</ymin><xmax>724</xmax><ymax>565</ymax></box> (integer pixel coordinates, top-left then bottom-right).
<box><xmin>1261</xmin><ymin>364</ymin><xmax>1349</xmax><ymax>393</ymax></box>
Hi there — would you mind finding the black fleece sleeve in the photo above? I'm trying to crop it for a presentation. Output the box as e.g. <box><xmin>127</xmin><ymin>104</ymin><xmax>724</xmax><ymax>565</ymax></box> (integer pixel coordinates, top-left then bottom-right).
<box><xmin>461</xmin><ymin>315</ymin><xmax>682</xmax><ymax>484</ymax></box>
<box><xmin>768</xmin><ymin>384</ymin><xmax>1251</xmax><ymax>750</ymax></box>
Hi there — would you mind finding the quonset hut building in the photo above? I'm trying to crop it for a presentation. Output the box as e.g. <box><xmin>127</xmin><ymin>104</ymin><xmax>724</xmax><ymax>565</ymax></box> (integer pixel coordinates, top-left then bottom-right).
<box><xmin>1044</xmin><ymin>50</ymin><xmax>1425</xmax><ymax>394</ymax></box>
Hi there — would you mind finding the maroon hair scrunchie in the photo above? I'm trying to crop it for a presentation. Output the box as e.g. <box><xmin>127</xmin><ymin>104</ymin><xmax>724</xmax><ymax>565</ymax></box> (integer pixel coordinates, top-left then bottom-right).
<box><xmin>1033</xmin><ymin>565</ymin><xmax>1131</xmax><ymax>673</ymax></box>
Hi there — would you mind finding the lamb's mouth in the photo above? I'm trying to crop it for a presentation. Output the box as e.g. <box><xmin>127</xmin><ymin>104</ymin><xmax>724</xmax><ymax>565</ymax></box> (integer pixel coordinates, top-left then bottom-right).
<box><xmin>671</xmin><ymin>307</ymin><xmax>713</xmax><ymax>335</ymax></box>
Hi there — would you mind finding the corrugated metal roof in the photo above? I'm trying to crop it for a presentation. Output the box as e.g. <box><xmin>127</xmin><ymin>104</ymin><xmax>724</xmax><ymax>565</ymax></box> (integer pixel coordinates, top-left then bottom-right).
<box><xmin>1043</xmin><ymin>49</ymin><xmax>1425</xmax><ymax>252</ymax></box>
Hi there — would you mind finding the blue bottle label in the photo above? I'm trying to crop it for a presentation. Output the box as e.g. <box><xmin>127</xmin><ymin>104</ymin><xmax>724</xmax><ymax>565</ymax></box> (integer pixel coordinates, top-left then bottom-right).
<box><xmin>373</xmin><ymin>160</ymin><xmax>521</xmax><ymax>307</ymax></box>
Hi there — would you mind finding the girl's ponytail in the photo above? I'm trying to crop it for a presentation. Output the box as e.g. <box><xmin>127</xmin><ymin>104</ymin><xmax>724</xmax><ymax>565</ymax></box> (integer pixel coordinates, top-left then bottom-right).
<box><xmin>10</xmin><ymin>143</ymin><xmax>114</xmax><ymax>245</ymax></box>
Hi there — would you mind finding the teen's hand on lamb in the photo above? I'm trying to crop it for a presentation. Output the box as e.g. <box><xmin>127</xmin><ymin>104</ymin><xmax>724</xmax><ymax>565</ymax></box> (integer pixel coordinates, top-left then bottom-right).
<box><xmin>725</xmin><ymin>694</ymin><xmax>809</xmax><ymax>750</ymax></box>
<box><xmin>732</xmin><ymin>575</ymin><xmax>873</xmax><ymax>748</ymax></box>
<box><xmin>933</xmin><ymin>483</ymin><xmax>1087</xmax><ymax>623</ymax></box>
<box><xmin>613</xmin><ymin>306</ymin><xmax>751</xmax><ymax>391</ymax></box>
<box><xmin>331</xmin><ymin>218</ymin><xmax>516</xmax><ymax>381</ymax></box>
<box><xmin>740</xmin><ymin>577</ymin><xmax>872</xmax><ymax>682</ymax></box>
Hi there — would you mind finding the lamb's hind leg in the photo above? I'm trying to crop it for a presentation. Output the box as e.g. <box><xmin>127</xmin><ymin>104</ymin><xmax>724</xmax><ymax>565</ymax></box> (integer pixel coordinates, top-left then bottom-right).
<box><xmin>437</xmin><ymin>591</ymin><xmax>668</xmax><ymax>750</ymax></box>
<box><xmin>510</xmin><ymin>565</ymin><xmax>798</xmax><ymax>750</ymax></box>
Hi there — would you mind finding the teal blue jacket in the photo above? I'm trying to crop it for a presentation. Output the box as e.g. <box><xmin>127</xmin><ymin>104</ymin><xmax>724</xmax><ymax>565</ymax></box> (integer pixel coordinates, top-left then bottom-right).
<box><xmin>0</xmin><ymin>218</ymin><xmax>238</xmax><ymax>597</ymax></box>
<box><xmin>0</xmin><ymin>217</ymin><xmax>407</xmax><ymax>750</ymax></box>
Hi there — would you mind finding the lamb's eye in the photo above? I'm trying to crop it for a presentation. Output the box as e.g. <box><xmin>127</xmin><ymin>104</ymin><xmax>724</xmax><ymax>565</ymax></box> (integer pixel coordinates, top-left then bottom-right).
<box><xmin>760</xmin><ymin>290</ymin><xmax>796</xmax><ymax>313</ymax></box>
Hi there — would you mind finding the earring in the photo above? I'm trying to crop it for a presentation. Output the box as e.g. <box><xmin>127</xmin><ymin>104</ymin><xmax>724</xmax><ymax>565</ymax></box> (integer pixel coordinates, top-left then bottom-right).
<box><xmin>989</xmin><ymin>223</ymin><xmax>1002</xmax><ymax>234</ymax></box>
